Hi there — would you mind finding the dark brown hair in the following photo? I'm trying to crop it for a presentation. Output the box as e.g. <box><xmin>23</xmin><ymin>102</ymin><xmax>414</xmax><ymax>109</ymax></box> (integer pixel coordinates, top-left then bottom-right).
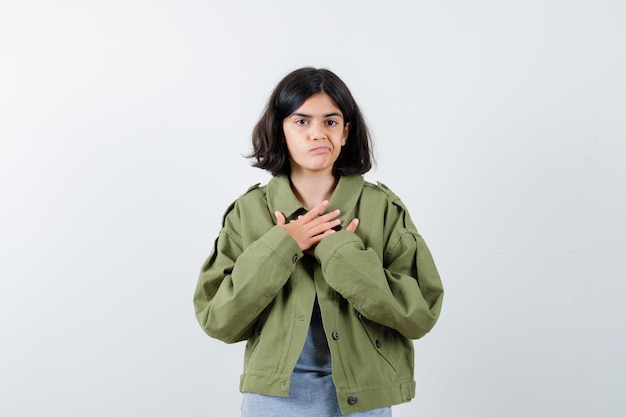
<box><xmin>249</xmin><ymin>67</ymin><xmax>373</xmax><ymax>176</ymax></box>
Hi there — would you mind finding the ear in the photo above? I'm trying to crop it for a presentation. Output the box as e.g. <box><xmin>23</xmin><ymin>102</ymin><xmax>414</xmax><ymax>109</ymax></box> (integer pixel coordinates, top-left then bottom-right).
<box><xmin>342</xmin><ymin>122</ymin><xmax>351</xmax><ymax>146</ymax></box>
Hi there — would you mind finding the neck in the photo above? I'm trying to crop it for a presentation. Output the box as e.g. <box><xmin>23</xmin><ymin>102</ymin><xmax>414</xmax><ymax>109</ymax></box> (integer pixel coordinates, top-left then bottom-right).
<box><xmin>289</xmin><ymin>171</ymin><xmax>337</xmax><ymax>210</ymax></box>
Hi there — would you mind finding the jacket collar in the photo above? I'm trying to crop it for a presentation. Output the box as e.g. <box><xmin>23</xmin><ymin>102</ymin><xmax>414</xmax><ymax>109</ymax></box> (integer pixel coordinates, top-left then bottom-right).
<box><xmin>267</xmin><ymin>174</ymin><xmax>364</xmax><ymax>221</ymax></box>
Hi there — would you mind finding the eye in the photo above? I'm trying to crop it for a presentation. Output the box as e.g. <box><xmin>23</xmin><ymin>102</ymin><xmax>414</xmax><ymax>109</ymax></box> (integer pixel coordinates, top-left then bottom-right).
<box><xmin>295</xmin><ymin>119</ymin><xmax>308</xmax><ymax>126</ymax></box>
<box><xmin>326</xmin><ymin>120</ymin><xmax>338</xmax><ymax>126</ymax></box>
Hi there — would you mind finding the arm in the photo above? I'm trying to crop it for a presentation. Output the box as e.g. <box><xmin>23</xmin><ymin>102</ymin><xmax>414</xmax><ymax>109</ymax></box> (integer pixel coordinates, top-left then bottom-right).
<box><xmin>193</xmin><ymin>203</ymin><xmax>302</xmax><ymax>344</ymax></box>
<box><xmin>314</xmin><ymin>211</ymin><xmax>443</xmax><ymax>340</ymax></box>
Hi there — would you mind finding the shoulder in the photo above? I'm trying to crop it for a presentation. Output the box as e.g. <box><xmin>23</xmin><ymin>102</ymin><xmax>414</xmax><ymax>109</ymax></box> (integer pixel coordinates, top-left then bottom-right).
<box><xmin>362</xmin><ymin>179</ymin><xmax>403</xmax><ymax>205</ymax></box>
<box><xmin>238</xmin><ymin>182</ymin><xmax>265</xmax><ymax>201</ymax></box>
<box><xmin>234</xmin><ymin>181</ymin><xmax>272</xmax><ymax>204</ymax></box>
<box><xmin>362</xmin><ymin>180</ymin><xmax>420</xmax><ymax>234</ymax></box>
<box><xmin>220</xmin><ymin>182</ymin><xmax>269</xmax><ymax>226</ymax></box>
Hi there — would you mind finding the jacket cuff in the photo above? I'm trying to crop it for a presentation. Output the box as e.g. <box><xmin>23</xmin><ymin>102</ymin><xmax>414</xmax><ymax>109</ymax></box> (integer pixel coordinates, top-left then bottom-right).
<box><xmin>314</xmin><ymin>231</ymin><xmax>363</xmax><ymax>264</ymax></box>
<box><xmin>259</xmin><ymin>226</ymin><xmax>304</xmax><ymax>266</ymax></box>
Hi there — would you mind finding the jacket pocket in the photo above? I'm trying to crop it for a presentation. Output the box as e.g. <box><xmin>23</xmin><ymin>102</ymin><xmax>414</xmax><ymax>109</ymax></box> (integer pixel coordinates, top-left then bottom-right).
<box><xmin>357</xmin><ymin>313</ymin><xmax>401</xmax><ymax>373</ymax></box>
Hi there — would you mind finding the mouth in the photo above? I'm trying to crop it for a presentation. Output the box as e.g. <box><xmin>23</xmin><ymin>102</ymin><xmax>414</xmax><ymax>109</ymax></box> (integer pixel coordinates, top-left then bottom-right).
<box><xmin>310</xmin><ymin>146</ymin><xmax>331</xmax><ymax>153</ymax></box>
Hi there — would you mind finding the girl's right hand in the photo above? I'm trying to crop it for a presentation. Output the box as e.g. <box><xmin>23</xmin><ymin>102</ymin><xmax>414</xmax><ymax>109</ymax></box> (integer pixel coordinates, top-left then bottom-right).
<box><xmin>275</xmin><ymin>200</ymin><xmax>341</xmax><ymax>253</ymax></box>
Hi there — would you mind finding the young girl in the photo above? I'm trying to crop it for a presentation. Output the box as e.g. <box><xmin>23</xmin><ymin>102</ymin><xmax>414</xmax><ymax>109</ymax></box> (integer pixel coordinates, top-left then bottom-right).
<box><xmin>194</xmin><ymin>68</ymin><xmax>444</xmax><ymax>416</ymax></box>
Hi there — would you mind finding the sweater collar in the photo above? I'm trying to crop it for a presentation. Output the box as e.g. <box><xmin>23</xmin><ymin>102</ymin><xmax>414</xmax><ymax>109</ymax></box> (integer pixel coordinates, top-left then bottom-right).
<box><xmin>267</xmin><ymin>174</ymin><xmax>364</xmax><ymax>221</ymax></box>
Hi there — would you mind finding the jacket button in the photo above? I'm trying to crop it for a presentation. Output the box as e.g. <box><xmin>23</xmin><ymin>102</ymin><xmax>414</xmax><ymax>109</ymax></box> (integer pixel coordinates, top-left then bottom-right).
<box><xmin>375</xmin><ymin>339</ymin><xmax>382</xmax><ymax>348</ymax></box>
<box><xmin>292</xmin><ymin>254</ymin><xmax>298</xmax><ymax>263</ymax></box>
<box><xmin>347</xmin><ymin>395</ymin><xmax>359</xmax><ymax>405</ymax></box>
<box><xmin>332</xmin><ymin>331</ymin><xmax>340</xmax><ymax>340</ymax></box>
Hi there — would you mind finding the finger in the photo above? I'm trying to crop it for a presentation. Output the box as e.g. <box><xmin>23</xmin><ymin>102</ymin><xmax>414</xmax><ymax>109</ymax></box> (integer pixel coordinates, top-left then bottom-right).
<box><xmin>310</xmin><ymin>229</ymin><xmax>336</xmax><ymax>245</ymax></box>
<box><xmin>275</xmin><ymin>211</ymin><xmax>286</xmax><ymax>226</ymax></box>
<box><xmin>305</xmin><ymin>208</ymin><xmax>341</xmax><ymax>232</ymax></box>
<box><xmin>302</xmin><ymin>200</ymin><xmax>330</xmax><ymax>220</ymax></box>
<box><xmin>308</xmin><ymin>218</ymin><xmax>341</xmax><ymax>236</ymax></box>
<box><xmin>316</xmin><ymin>208</ymin><xmax>341</xmax><ymax>223</ymax></box>
<box><xmin>345</xmin><ymin>218</ymin><xmax>359</xmax><ymax>233</ymax></box>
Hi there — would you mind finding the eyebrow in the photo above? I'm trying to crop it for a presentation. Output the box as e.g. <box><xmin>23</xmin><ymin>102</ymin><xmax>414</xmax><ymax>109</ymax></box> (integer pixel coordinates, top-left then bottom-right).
<box><xmin>290</xmin><ymin>112</ymin><xmax>343</xmax><ymax>119</ymax></box>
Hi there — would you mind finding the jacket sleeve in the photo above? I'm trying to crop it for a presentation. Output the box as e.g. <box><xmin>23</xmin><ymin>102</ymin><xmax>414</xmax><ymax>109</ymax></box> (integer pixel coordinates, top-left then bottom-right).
<box><xmin>314</xmin><ymin>204</ymin><xmax>443</xmax><ymax>340</ymax></box>
<box><xmin>193</xmin><ymin>201</ymin><xmax>303</xmax><ymax>343</ymax></box>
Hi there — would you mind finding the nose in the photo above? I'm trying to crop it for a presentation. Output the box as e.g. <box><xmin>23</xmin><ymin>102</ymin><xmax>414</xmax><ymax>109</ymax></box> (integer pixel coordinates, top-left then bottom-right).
<box><xmin>309</xmin><ymin>121</ymin><xmax>326</xmax><ymax>140</ymax></box>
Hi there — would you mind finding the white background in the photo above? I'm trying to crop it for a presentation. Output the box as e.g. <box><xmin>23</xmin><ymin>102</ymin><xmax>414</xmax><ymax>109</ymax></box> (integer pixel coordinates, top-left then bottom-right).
<box><xmin>1</xmin><ymin>1</ymin><xmax>625</xmax><ymax>416</ymax></box>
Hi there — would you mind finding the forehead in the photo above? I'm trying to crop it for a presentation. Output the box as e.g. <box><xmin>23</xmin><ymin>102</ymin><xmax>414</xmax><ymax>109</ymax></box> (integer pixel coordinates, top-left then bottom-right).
<box><xmin>290</xmin><ymin>93</ymin><xmax>343</xmax><ymax>117</ymax></box>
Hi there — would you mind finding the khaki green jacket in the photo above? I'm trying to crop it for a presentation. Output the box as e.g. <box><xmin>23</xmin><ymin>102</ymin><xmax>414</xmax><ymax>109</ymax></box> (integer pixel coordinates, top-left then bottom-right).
<box><xmin>194</xmin><ymin>174</ymin><xmax>443</xmax><ymax>414</ymax></box>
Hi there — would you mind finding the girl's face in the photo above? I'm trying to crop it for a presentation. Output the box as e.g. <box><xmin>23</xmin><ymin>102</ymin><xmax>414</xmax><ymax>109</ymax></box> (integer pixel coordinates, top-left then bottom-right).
<box><xmin>282</xmin><ymin>93</ymin><xmax>350</xmax><ymax>178</ymax></box>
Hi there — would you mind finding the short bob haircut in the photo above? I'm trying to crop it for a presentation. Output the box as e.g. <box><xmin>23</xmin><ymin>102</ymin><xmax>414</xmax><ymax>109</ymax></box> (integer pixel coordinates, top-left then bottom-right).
<box><xmin>249</xmin><ymin>67</ymin><xmax>373</xmax><ymax>176</ymax></box>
